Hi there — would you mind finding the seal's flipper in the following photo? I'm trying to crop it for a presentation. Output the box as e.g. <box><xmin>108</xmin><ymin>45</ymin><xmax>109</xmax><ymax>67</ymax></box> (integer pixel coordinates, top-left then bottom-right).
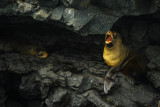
<box><xmin>104</xmin><ymin>67</ymin><xmax>119</xmax><ymax>94</ymax></box>
<box><xmin>104</xmin><ymin>77</ymin><xmax>115</xmax><ymax>94</ymax></box>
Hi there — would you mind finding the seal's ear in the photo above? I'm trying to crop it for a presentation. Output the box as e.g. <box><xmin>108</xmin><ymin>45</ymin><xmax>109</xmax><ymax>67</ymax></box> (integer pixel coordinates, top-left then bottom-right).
<box><xmin>113</xmin><ymin>33</ymin><xmax>117</xmax><ymax>39</ymax></box>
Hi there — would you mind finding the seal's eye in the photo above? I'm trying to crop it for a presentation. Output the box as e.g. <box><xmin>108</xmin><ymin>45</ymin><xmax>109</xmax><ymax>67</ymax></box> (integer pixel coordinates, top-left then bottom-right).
<box><xmin>113</xmin><ymin>33</ymin><xmax>117</xmax><ymax>39</ymax></box>
<box><xmin>38</xmin><ymin>51</ymin><xmax>44</xmax><ymax>56</ymax></box>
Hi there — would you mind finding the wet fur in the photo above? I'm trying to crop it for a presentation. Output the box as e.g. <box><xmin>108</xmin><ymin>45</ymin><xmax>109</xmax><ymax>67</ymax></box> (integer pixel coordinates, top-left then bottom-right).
<box><xmin>103</xmin><ymin>31</ymin><xmax>147</xmax><ymax>93</ymax></box>
<box><xmin>0</xmin><ymin>37</ymin><xmax>48</xmax><ymax>58</ymax></box>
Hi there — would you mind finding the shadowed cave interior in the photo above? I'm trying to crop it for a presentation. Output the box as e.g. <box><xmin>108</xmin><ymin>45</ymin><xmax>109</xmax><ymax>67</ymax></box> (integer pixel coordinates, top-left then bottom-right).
<box><xmin>0</xmin><ymin>14</ymin><xmax>160</xmax><ymax>107</ymax></box>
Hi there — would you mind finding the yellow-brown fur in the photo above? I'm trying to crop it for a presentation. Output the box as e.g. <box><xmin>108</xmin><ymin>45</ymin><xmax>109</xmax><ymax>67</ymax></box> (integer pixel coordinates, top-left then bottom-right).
<box><xmin>103</xmin><ymin>31</ymin><xmax>147</xmax><ymax>93</ymax></box>
<box><xmin>103</xmin><ymin>31</ymin><xmax>129</xmax><ymax>67</ymax></box>
<box><xmin>0</xmin><ymin>37</ymin><xmax>48</xmax><ymax>58</ymax></box>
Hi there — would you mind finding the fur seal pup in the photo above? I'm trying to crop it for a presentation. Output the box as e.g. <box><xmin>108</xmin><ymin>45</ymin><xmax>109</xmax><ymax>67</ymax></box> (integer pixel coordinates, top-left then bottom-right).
<box><xmin>103</xmin><ymin>31</ymin><xmax>147</xmax><ymax>93</ymax></box>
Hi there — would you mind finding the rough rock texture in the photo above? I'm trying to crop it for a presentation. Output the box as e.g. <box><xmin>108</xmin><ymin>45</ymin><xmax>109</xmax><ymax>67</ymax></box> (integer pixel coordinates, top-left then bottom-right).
<box><xmin>0</xmin><ymin>0</ymin><xmax>119</xmax><ymax>35</ymax></box>
<box><xmin>0</xmin><ymin>19</ymin><xmax>160</xmax><ymax>107</ymax></box>
<box><xmin>0</xmin><ymin>0</ymin><xmax>160</xmax><ymax>107</ymax></box>
<box><xmin>146</xmin><ymin>46</ymin><xmax>160</xmax><ymax>90</ymax></box>
<box><xmin>0</xmin><ymin>47</ymin><xmax>159</xmax><ymax>107</ymax></box>
<box><xmin>0</xmin><ymin>0</ymin><xmax>160</xmax><ymax>35</ymax></box>
<box><xmin>91</xmin><ymin>0</ymin><xmax>159</xmax><ymax>16</ymax></box>
<box><xmin>149</xmin><ymin>23</ymin><xmax>160</xmax><ymax>45</ymax></box>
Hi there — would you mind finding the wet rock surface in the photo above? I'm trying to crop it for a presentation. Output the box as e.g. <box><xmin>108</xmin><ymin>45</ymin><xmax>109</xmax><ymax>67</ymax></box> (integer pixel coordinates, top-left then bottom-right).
<box><xmin>149</xmin><ymin>23</ymin><xmax>160</xmax><ymax>45</ymax></box>
<box><xmin>109</xmin><ymin>73</ymin><xmax>160</xmax><ymax>107</ymax></box>
<box><xmin>0</xmin><ymin>0</ymin><xmax>160</xmax><ymax>106</ymax></box>
<box><xmin>146</xmin><ymin>46</ymin><xmax>160</xmax><ymax>90</ymax></box>
<box><xmin>0</xmin><ymin>0</ymin><xmax>119</xmax><ymax>35</ymax></box>
<box><xmin>0</xmin><ymin>26</ymin><xmax>159</xmax><ymax>107</ymax></box>
<box><xmin>0</xmin><ymin>0</ymin><xmax>159</xmax><ymax>35</ymax></box>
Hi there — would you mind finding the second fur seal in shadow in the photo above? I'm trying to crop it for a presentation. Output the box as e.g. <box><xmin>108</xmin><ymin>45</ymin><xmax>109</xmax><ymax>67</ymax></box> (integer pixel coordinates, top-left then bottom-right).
<box><xmin>0</xmin><ymin>37</ymin><xmax>48</xmax><ymax>58</ymax></box>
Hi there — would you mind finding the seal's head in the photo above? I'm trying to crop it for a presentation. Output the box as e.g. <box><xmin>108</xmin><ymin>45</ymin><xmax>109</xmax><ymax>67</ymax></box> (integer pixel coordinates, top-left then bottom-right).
<box><xmin>28</xmin><ymin>46</ymin><xmax>48</xmax><ymax>58</ymax></box>
<box><xmin>105</xmin><ymin>31</ymin><xmax>121</xmax><ymax>48</ymax></box>
<box><xmin>35</xmin><ymin>47</ymin><xmax>48</xmax><ymax>58</ymax></box>
<box><xmin>36</xmin><ymin>50</ymin><xmax>48</xmax><ymax>58</ymax></box>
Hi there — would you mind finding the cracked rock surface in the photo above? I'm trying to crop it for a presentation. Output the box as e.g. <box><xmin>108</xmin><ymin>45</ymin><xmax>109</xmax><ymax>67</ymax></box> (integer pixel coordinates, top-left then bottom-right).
<box><xmin>1</xmin><ymin>48</ymin><xmax>159</xmax><ymax>107</ymax></box>
<box><xmin>0</xmin><ymin>0</ymin><xmax>160</xmax><ymax>106</ymax></box>
<box><xmin>0</xmin><ymin>23</ymin><xmax>160</xmax><ymax>107</ymax></box>
<box><xmin>0</xmin><ymin>0</ymin><xmax>159</xmax><ymax>35</ymax></box>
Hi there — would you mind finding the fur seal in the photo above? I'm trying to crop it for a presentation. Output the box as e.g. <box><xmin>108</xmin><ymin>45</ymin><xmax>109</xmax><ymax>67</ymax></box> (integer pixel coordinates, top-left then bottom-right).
<box><xmin>0</xmin><ymin>37</ymin><xmax>48</xmax><ymax>58</ymax></box>
<box><xmin>103</xmin><ymin>31</ymin><xmax>147</xmax><ymax>93</ymax></box>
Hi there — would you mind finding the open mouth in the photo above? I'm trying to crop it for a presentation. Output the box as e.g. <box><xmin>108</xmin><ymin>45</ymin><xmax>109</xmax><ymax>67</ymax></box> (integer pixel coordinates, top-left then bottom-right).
<box><xmin>105</xmin><ymin>34</ymin><xmax>112</xmax><ymax>44</ymax></box>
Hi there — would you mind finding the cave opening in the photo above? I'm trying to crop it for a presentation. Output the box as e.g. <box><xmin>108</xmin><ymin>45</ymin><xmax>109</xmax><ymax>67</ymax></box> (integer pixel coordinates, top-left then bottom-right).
<box><xmin>0</xmin><ymin>13</ymin><xmax>160</xmax><ymax>107</ymax></box>
<box><xmin>0</xmin><ymin>15</ymin><xmax>105</xmax><ymax>107</ymax></box>
<box><xmin>0</xmin><ymin>15</ymin><xmax>105</xmax><ymax>57</ymax></box>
